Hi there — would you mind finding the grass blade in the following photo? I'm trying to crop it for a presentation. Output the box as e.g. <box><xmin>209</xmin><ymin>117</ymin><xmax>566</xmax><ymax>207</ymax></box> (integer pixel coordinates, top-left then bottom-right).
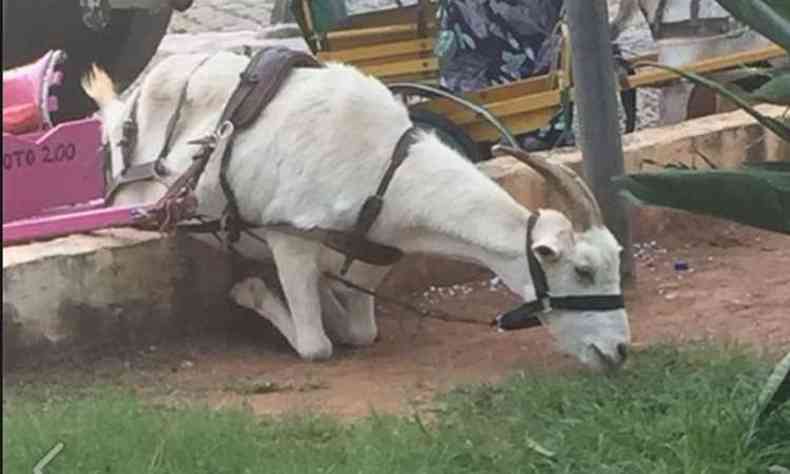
<box><xmin>747</xmin><ymin>351</ymin><xmax>790</xmax><ymax>443</ymax></box>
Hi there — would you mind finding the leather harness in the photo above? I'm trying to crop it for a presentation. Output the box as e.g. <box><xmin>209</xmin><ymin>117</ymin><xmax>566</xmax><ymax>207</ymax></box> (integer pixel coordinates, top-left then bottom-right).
<box><xmin>106</xmin><ymin>46</ymin><xmax>410</xmax><ymax>274</ymax></box>
<box><xmin>107</xmin><ymin>46</ymin><xmax>625</xmax><ymax>324</ymax></box>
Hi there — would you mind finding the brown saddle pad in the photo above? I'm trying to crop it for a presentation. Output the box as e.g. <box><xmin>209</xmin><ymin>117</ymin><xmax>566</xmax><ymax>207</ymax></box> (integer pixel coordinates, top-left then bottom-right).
<box><xmin>220</xmin><ymin>46</ymin><xmax>324</xmax><ymax>131</ymax></box>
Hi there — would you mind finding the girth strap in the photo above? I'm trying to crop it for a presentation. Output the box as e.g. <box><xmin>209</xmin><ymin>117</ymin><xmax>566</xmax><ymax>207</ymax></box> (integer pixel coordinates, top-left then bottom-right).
<box><xmin>337</xmin><ymin>126</ymin><xmax>419</xmax><ymax>275</ymax></box>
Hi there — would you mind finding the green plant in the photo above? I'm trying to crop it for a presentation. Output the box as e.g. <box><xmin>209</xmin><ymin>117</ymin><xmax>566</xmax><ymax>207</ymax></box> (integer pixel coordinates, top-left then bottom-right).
<box><xmin>626</xmin><ymin>1</ymin><xmax>790</xmax><ymax>430</ymax></box>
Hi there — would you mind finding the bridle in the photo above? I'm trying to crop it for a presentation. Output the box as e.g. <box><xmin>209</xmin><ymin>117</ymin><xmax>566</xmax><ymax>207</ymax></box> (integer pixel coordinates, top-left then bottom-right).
<box><xmin>492</xmin><ymin>211</ymin><xmax>625</xmax><ymax>331</ymax></box>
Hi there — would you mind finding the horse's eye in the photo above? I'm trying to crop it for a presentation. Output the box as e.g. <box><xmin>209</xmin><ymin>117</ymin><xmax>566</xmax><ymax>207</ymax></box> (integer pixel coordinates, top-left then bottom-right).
<box><xmin>575</xmin><ymin>266</ymin><xmax>595</xmax><ymax>282</ymax></box>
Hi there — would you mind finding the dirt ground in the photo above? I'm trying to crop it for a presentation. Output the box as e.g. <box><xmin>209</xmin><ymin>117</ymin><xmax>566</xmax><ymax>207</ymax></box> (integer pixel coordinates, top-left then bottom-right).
<box><xmin>5</xmin><ymin>209</ymin><xmax>788</xmax><ymax>418</ymax></box>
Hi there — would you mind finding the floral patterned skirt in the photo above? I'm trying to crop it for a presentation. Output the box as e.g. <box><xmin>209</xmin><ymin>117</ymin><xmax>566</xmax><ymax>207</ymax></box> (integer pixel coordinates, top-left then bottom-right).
<box><xmin>436</xmin><ymin>0</ymin><xmax>565</xmax><ymax>93</ymax></box>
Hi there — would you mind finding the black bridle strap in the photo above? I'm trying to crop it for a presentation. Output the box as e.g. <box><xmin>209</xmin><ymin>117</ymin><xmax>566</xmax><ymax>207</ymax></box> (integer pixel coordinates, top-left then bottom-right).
<box><xmin>550</xmin><ymin>294</ymin><xmax>625</xmax><ymax>311</ymax></box>
<box><xmin>156</xmin><ymin>54</ymin><xmax>216</xmax><ymax>165</ymax></box>
<box><xmin>526</xmin><ymin>212</ymin><xmax>549</xmax><ymax>302</ymax></box>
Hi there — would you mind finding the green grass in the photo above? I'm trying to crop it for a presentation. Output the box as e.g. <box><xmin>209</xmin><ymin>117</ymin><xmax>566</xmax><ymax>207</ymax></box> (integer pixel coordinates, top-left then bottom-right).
<box><xmin>3</xmin><ymin>345</ymin><xmax>789</xmax><ymax>474</ymax></box>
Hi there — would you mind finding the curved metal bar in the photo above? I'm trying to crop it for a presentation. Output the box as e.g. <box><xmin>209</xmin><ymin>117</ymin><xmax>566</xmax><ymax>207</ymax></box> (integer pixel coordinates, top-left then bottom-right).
<box><xmin>387</xmin><ymin>82</ymin><xmax>520</xmax><ymax>148</ymax></box>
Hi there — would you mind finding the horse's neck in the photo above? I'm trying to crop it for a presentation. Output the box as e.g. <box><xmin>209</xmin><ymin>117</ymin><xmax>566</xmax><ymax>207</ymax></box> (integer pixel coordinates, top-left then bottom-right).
<box><xmin>366</xmin><ymin>141</ymin><xmax>532</xmax><ymax>296</ymax></box>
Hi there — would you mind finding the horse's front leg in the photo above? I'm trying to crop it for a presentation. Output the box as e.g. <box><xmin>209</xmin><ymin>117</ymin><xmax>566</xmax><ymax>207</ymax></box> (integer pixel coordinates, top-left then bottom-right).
<box><xmin>264</xmin><ymin>231</ymin><xmax>333</xmax><ymax>360</ymax></box>
<box><xmin>230</xmin><ymin>232</ymin><xmax>332</xmax><ymax>360</ymax></box>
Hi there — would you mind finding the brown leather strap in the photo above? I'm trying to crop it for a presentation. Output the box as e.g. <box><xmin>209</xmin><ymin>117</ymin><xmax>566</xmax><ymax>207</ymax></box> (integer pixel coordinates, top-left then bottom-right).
<box><xmin>338</xmin><ymin>126</ymin><xmax>419</xmax><ymax>274</ymax></box>
<box><xmin>107</xmin><ymin>54</ymin><xmax>214</xmax><ymax>202</ymax></box>
<box><xmin>105</xmin><ymin>161</ymin><xmax>164</xmax><ymax>201</ymax></box>
<box><xmin>157</xmin><ymin>54</ymin><xmax>216</xmax><ymax>165</ymax></box>
<box><xmin>217</xmin><ymin>46</ymin><xmax>324</xmax><ymax>242</ymax></box>
<box><xmin>219</xmin><ymin>46</ymin><xmax>323</xmax><ymax>130</ymax></box>
<box><xmin>146</xmin><ymin>48</ymin><xmax>412</xmax><ymax>270</ymax></box>
<box><xmin>151</xmin><ymin>47</ymin><xmax>324</xmax><ymax>235</ymax></box>
<box><xmin>179</xmin><ymin>126</ymin><xmax>418</xmax><ymax>269</ymax></box>
<box><xmin>119</xmin><ymin>90</ymin><xmax>141</xmax><ymax>170</ymax></box>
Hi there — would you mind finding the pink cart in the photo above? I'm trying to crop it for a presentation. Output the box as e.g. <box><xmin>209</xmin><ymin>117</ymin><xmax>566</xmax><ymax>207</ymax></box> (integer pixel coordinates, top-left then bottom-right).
<box><xmin>2</xmin><ymin>50</ymin><xmax>154</xmax><ymax>247</ymax></box>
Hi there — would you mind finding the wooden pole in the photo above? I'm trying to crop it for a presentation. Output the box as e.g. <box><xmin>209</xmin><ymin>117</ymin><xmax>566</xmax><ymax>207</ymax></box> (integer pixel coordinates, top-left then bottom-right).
<box><xmin>565</xmin><ymin>0</ymin><xmax>635</xmax><ymax>283</ymax></box>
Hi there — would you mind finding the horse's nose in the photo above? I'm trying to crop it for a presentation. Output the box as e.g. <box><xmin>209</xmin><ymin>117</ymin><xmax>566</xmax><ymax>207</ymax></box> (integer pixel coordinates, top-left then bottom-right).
<box><xmin>617</xmin><ymin>342</ymin><xmax>629</xmax><ymax>361</ymax></box>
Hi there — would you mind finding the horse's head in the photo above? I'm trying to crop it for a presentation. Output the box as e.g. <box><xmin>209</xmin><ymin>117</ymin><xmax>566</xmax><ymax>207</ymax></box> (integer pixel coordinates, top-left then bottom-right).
<box><xmin>492</xmin><ymin>146</ymin><xmax>631</xmax><ymax>372</ymax></box>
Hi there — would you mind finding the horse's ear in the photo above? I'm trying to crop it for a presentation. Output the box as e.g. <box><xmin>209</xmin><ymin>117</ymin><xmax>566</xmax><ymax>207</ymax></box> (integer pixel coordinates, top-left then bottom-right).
<box><xmin>81</xmin><ymin>63</ymin><xmax>117</xmax><ymax>109</ymax></box>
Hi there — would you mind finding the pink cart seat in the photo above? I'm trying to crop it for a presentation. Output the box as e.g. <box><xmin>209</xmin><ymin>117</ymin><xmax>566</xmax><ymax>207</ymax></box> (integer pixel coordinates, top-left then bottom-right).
<box><xmin>2</xmin><ymin>50</ymin><xmax>66</xmax><ymax>134</ymax></box>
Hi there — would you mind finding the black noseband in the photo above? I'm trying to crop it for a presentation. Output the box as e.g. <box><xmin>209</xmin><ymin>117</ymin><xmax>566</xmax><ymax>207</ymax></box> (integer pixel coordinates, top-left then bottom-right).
<box><xmin>492</xmin><ymin>212</ymin><xmax>625</xmax><ymax>331</ymax></box>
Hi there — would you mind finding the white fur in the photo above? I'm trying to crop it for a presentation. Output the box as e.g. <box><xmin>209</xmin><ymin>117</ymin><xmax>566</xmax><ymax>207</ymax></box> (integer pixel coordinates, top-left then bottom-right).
<box><xmin>86</xmin><ymin>52</ymin><xmax>630</xmax><ymax>369</ymax></box>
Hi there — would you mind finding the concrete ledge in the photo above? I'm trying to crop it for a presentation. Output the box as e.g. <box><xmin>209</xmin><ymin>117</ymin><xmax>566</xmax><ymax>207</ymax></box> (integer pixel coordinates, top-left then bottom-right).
<box><xmin>535</xmin><ymin>104</ymin><xmax>789</xmax><ymax>172</ymax></box>
<box><xmin>3</xmin><ymin>229</ymin><xmax>234</xmax><ymax>365</ymax></box>
<box><xmin>4</xmin><ymin>105</ymin><xmax>788</xmax><ymax>360</ymax></box>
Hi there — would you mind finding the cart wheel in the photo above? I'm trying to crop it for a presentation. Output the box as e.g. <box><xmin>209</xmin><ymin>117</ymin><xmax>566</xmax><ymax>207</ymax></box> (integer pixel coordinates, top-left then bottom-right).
<box><xmin>409</xmin><ymin>108</ymin><xmax>482</xmax><ymax>163</ymax></box>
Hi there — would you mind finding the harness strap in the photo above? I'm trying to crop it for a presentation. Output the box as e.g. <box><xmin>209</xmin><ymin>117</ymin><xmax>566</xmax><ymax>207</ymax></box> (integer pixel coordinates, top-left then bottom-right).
<box><xmin>526</xmin><ymin>212</ymin><xmax>550</xmax><ymax>303</ymax></box>
<box><xmin>217</xmin><ymin>47</ymin><xmax>324</xmax><ymax>243</ymax></box>
<box><xmin>550</xmin><ymin>294</ymin><xmax>625</xmax><ymax>311</ymax></box>
<box><xmin>156</xmin><ymin>55</ymin><xmax>214</xmax><ymax>164</ymax></box>
<box><xmin>104</xmin><ymin>161</ymin><xmax>165</xmax><ymax>201</ymax></box>
<box><xmin>179</xmin><ymin>126</ymin><xmax>417</xmax><ymax>269</ymax></box>
<box><xmin>119</xmin><ymin>89</ymin><xmax>141</xmax><ymax>170</ymax></box>
<box><xmin>338</xmin><ymin>126</ymin><xmax>419</xmax><ymax>275</ymax></box>
<box><xmin>105</xmin><ymin>54</ymin><xmax>215</xmax><ymax>202</ymax></box>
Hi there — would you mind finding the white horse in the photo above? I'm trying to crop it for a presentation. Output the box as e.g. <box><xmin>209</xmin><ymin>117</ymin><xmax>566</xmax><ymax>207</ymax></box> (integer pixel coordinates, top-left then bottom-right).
<box><xmin>83</xmin><ymin>51</ymin><xmax>631</xmax><ymax>370</ymax></box>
